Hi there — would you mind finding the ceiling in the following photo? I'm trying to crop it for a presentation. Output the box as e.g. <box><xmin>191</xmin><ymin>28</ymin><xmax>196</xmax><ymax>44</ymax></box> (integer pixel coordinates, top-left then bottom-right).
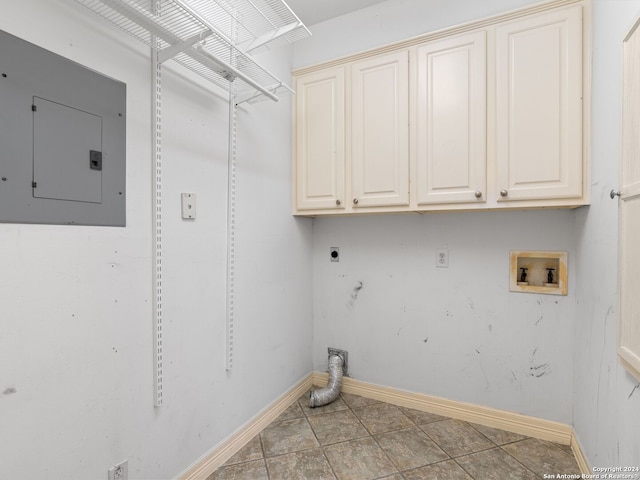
<box><xmin>286</xmin><ymin>0</ymin><xmax>390</xmax><ymax>26</ymax></box>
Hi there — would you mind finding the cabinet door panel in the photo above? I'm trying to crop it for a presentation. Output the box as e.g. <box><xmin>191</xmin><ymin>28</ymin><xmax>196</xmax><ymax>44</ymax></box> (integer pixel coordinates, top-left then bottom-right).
<box><xmin>295</xmin><ymin>67</ymin><xmax>345</xmax><ymax>211</ymax></box>
<box><xmin>619</xmin><ymin>16</ymin><xmax>640</xmax><ymax>381</ymax></box>
<box><xmin>352</xmin><ymin>51</ymin><xmax>409</xmax><ymax>208</ymax></box>
<box><xmin>496</xmin><ymin>6</ymin><xmax>582</xmax><ymax>201</ymax></box>
<box><xmin>415</xmin><ymin>31</ymin><xmax>487</xmax><ymax>204</ymax></box>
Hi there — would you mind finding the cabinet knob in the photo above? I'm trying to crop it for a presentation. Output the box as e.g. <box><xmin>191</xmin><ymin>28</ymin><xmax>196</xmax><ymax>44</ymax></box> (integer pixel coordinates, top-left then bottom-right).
<box><xmin>610</xmin><ymin>190</ymin><xmax>621</xmax><ymax>199</ymax></box>
<box><xmin>474</xmin><ymin>191</ymin><xmax>482</xmax><ymax>198</ymax></box>
<box><xmin>353</xmin><ymin>198</ymin><xmax>359</xmax><ymax>205</ymax></box>
<box><xmin>336</xmin><ymin>199</ymin><xmax>341</xmax><ymax>206</ymax></box>
<box><xmin>500</xmin><ymin>190</ymin><xmax>508</xmax><ymax>197</ymax></box>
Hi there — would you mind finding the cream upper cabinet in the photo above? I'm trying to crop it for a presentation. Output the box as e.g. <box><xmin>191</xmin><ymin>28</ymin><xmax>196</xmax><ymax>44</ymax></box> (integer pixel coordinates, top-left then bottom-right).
<box><xmin>351</xmin><ymin>51</ymin><xmax>410</xmax><ymax>208</ymax></box>
<box><xmin>294</xmin><ymin>66</ymin><xmax>346</xmax><ymax>211</ymax></box>
<box><xmin>414</xmin><ymin>31</ymin><xmax>487</xmax><ymax>205</ymax></box>
<box><xmin>495</xmin><ymin>6</ymin><xmax>583</xmax><ymax>202</ymax></box>
<box><xmin>292</xmin><ymin>1</ymin><xmax>588</xmax><ymax>215</ymax></box>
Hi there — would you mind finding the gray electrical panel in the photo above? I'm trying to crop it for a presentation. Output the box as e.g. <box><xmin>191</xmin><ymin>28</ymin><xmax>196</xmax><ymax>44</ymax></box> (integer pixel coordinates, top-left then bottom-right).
<box><xmin>0</xmin><ymin>30</ymin><xmax>126</xmax><ymax>226</ymax></box>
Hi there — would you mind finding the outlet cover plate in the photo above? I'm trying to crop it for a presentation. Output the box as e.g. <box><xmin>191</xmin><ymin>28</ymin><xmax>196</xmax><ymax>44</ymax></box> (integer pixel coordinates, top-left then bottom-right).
<box><xmin>108</xmin><ymin>460</ymin><xmax>128</xmax><ymax>480</ymax></box>
<box><xmin>436</xmin><ymin>249</ymin><xmax>449</xmax><ymax>268</ymax></box>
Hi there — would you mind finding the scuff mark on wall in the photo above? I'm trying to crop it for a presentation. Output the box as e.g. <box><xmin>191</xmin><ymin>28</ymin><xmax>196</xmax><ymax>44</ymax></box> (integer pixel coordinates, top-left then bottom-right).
<box><xmin>3</xmin><ymin>387</ymin><xmax>17</xmax><ymax>396</ymax></box>
<box><xmin>423</xmin><ymin>337</ymin><xmax>429</xmax><ymax>343</ymax></box>
<box><xmin>478</xmin><ymin>361</ymin><xmax>490</xmax><ymax>390</ymax></box>
<box><xmin>530</xmin><ymin>363</ymin><xmax>551</xmax><ymax>377</ymax></box>
<box><xmin>629</xmin><ymin>384</ymin><xmax>639</xmax><ymax>399</ymax></box>
<box><xmin>535</xmin><ymin>316</ymin><xmax>543</xmax><ymax>326</ymax></box>
<box><xmin>397</xmin><ymin>320</ymin><xmax>411</xmax><ymax>336</ymax></box>
<box><xmin>352</xmin><ymin>281</ymin><xmax>363</xmax><ymax>300</ymax></box>
<box><xmin>346</xmin><ymin>281</ymin><xmax>364</xmax><ymax>307</ymax></box>
<box><xmin>529</xmin><ymin>348</ymin><xmax>551</xmax><ymax>377</ymax></box>
<box><xmin>596</xmin><ymin>306</ymin><xmax>615</xmax><ymax>424</ymax></box>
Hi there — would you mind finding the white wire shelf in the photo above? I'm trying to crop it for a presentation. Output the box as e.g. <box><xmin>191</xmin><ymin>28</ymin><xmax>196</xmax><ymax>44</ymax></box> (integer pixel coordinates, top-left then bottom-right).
<box><xmin>75</xmin><ymin>0</ymin><xmax>309</xmax><ymax>101</ymax></box>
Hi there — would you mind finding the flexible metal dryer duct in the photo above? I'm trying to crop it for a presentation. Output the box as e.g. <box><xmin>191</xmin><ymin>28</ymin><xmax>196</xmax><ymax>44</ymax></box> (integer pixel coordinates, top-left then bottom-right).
<box><xmin>309</xmin><ymin>354</ymin><xmax>344</xmax><ymax>408</ymax></box>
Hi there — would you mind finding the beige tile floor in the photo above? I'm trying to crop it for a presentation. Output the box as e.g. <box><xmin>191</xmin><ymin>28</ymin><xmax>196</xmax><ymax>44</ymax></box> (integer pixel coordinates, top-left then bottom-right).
<box><xmin>207</xmin><ymin>389</ymin><xmax>580</xmax><ymax>480</ymax></box>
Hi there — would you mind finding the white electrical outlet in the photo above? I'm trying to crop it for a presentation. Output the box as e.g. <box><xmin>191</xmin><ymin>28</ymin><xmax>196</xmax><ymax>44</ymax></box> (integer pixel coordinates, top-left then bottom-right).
<box><xmin>108</xmin><ymin>460</ymin><xmax>128</xmax><ymax>480</ymax></box>
<box><xmin>181</xmin><ymin>193</ymin><xmax>196</xmax><ymax>219</ymax></box>
<box><xmin>436</xmin><ymin>249</ymin><xmax>449</xmax><ymax>268</ymax></box>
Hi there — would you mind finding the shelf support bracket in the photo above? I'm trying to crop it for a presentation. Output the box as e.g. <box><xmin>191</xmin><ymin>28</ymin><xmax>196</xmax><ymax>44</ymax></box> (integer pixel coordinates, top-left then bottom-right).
<box><xmin>157</xmin><ymin>30</ymin><xmax>213</xmax><ymax>64</ymax></box>
<box><xmin>194</xmin><ymin>45</ymin><xmax>279</xmax><ymax>101</ymax></box>
<box><xmin>242</xmin><ymin>21</ymin><xmax>304</xmax><ymax>52</ymax></box>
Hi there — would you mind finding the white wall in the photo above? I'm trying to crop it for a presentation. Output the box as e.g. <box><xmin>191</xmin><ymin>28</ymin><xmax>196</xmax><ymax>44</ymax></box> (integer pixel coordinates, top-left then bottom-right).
<box><xmin>0</xmin><ymin>1</ymin><xmax>312</xmax><ymax>479</ymax></box>
<box><xmin>313</xmin><ymin>212</ymin><xmax>576</xmax><ymax>423</ymax></box>
<box><xmin>573</xmin><ymin>0</ymin><xmax>640</xmax><ymax>470</ymax></box>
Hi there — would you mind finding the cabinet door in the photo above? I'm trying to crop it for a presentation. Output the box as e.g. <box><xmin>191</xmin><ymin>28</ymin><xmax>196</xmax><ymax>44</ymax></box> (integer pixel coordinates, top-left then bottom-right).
<box><xmin>295</xmin><ymin>67</ymin><xmax>345</xmax><ymax>211</ymax></box>
<box><xmin>495</xmin><ymin>6</ymin><xmax>583</xmax><ymax>202</ymax></box>
<box><xmin>415</xmin><ymin>31</ymin><xmax>487</xmax><ymax>205</ymax></box>
<box><xmin>351</xmin><ymin>51</ymin><xmax>409</xmax><ymax>208</ymax></box>
<box><xmin>618</xmin><ymin>16</ymin><xmax>640</xmax><ymax>382</ymax></box>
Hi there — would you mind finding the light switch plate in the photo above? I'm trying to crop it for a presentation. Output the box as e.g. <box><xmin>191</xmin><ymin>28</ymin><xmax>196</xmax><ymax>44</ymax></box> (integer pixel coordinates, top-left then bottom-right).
<box><xmin>181</xmin><ymin>193</ymin><xmax>196</xmax><ymax>219</ymax></box>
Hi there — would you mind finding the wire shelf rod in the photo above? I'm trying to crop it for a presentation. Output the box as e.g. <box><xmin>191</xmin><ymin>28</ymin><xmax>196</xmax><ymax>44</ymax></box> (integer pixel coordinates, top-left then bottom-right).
<box><xmin>194</xmin><ymin>44</ymin><xmax>278</xmax><ymax>101</ymax></box>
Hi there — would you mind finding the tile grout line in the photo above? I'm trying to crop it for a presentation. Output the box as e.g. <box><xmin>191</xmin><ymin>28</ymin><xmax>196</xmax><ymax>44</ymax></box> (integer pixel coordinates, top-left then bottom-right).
<box><xmin>366</xmin><ymin>415</ymin><xmax>406</xmax><ymax>477</ymax></box>
<box><xmin>497</xmin><ymin>438</ymin><xmax>572</xmax><ymax>479</ymax></box>
<box><xmin>344</xmin><ymin>394</ymin><xmax>458</xmax><ymax>479</ymax></box>
<box><xmin>495</xmin><ymin>441</ymin><xmax>542</xmax><ymax>479</ymax></box>
<box><xmin>299</xmin><ymin>391</ymin><xmax>342</xmax><ymax>480</ymax></box>
<box><xmin>321</xmin><ymin>391</ymin><xmax>369</xmax><ymax>479</ymax></box>
<box><xmin>257</xmin><ymin>427</ymin><xmax>270</xmax><ymax>480</ymax></box>
<box><xmin>341</xmin><ymin>393</ymin><xmax>403</xmax><ymax>480</ymax></box>
<box><xmin>310</xmin><ymin>391</ymin><xmax>400</xmax><ymax>479</ymax></box>
<box><xmin>450</xmin><ymin>420</ymin><xmax>499</xmax><ymax>479</ymax></box>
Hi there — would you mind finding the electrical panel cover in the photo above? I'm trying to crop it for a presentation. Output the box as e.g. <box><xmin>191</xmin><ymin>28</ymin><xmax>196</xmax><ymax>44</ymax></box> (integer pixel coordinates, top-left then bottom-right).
<box><xmin>0</xmin><ymin>30</ymin><xmax>126</xmax><ymax>226</ymax></box>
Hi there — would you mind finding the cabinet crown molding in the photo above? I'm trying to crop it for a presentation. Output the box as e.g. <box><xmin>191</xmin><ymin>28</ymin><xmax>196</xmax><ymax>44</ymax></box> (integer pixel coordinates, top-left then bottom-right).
<box><xmin>293</xmin><ymin>0</ymin><xmax>587</xmax><ymax>76</ymax></box>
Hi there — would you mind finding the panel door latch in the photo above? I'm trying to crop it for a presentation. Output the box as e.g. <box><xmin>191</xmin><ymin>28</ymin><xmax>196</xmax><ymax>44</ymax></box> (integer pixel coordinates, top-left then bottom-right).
<box><xmin>90</xmin><ymin>150</ymin><xmax>103</xmax><ymax>171</ymax></box>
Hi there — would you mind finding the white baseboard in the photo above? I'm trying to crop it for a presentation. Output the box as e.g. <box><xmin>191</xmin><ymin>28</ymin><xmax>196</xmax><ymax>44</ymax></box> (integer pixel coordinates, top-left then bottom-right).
<box><xmin>571</xmin><ymin>429</ymin><xmax>591</xmax><ymax>474</ymax></box>
<box><xmin>178</xmin><ymin>374</ymin><xmax>313</xmax><ymax>480</ymax></box>
<box><xmin>179</xmin><ymin>372</ymin><xmax>584</xmax><ymax>479</ymax></box>
<box><xmin>312</xmin><ymin>372</ymin><xmax>573</xmax><ymax>445</ymax></box>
